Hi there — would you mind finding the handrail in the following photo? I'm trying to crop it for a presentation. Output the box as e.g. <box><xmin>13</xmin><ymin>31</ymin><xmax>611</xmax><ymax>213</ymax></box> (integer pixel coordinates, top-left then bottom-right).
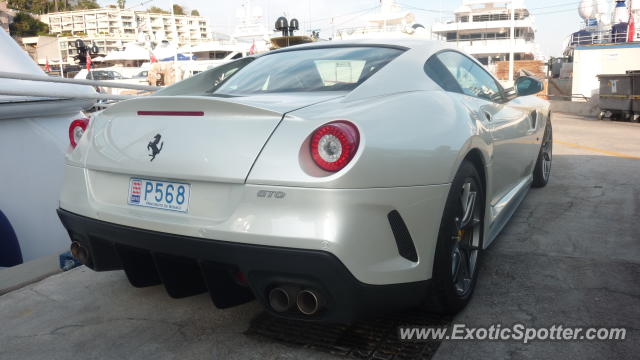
<box><xmin>0</xmin><ymin>88</ymin><xmax>135</xmax><ymax>100</ymax></box>
<box><xmin>546</xmin><ymin>94</ymin><xmax>591</xmax><ymax>101</ymax></box>
<box><xmin>0</xmin><ymin>71</ymin><xmax>159</xmax><ymax>91</ymax></box>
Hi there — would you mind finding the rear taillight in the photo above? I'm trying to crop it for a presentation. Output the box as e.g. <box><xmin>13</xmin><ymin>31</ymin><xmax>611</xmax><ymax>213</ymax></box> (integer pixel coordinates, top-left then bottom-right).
<box><xmin>310</xmin><ymin>120</ymin><xmax>360</xmax><ymax>172</ymax></box>
<box><xmin>69</xmin><ymin>118</ymin><xmax>89</xmax><ymax>148</ymax></box>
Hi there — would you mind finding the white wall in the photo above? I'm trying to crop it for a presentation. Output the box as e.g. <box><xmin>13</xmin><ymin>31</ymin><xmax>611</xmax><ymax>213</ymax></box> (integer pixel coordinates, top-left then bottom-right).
<box><xmin>572</xmin><ymin>44</ymin><xmax>640</xmax><ymax>99</ymax></box>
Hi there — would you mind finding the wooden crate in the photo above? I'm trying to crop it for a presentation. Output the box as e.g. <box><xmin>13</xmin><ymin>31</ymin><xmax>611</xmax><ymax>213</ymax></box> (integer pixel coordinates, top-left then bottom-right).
<box><xmin>495</xmin><ymin>60</ymin><xmax>546</xmax><ymax>80</ymax></box>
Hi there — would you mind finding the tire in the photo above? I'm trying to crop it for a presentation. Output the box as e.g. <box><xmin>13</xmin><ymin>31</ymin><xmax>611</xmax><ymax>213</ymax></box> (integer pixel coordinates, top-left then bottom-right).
<box><xmin>430</xmin><ymin>160</ymin><xmax>484</xmax><ymax>314</ymax></box>
<box><xmin>532</xmin><ymin>118</ymin><xmax>553</xmax><ymax>188</ymax></box>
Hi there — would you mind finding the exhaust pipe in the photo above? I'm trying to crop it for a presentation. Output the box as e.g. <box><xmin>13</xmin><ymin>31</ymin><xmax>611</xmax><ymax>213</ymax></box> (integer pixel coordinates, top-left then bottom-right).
<box><xmin>268</xmin><ymin>287</ymin><xmax>293</xmax><ymax>312</ymax></box>
<box><xmin>70</xmin><ymin>241</ymin><xmax>90</xmax><ymax>265</ymax></box>
<box><xmin>296</xmin><ymin>289</ymin><xmax>323</xmax><ymax>315</ymax></box>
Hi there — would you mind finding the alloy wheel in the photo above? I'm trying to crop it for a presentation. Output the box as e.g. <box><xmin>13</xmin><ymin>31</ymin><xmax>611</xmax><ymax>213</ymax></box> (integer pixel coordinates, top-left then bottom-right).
<box><xmin>541</xmin><ymin>123</ymin><xmax>553</xmax><ymax>181</ymax></box>
<box><xmin>450</xmin><ymin>180</ymin><xmax>481</xmax><ymax>296</ymax></box>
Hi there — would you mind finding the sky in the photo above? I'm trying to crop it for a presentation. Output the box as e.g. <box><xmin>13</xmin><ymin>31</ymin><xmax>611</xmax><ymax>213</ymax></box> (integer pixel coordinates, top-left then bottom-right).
<box><xmin>98</xmin><ymin>0</ymin><xmax>589</xmax><ymax>57</ymax></box>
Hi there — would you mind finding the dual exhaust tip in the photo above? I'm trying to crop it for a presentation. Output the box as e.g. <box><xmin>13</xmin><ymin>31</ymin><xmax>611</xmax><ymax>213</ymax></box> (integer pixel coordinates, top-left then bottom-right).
<box><xmin>72</xmin><ymin>240</ymin><xmax>320</xmax><ymax>315</ymax></box>
<box><xmin>269</xmin><ymin>286</ymin><xmax>323</xmax><ymax>315</ymax></box>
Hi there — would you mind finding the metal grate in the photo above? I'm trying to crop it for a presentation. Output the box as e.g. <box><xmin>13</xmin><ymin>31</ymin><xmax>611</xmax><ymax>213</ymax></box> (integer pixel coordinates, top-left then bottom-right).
<box><xmin>246</xmin><ymin>309</ymin><xmax>451</xmax><ymax>360</ymax></box>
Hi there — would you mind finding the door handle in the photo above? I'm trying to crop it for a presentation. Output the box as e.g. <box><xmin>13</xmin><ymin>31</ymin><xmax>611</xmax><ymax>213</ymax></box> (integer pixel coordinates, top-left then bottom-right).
<box><xmin>483</xmin><ymin>111</ymin><xmax>492</xmax><ymax>122</ymax></box>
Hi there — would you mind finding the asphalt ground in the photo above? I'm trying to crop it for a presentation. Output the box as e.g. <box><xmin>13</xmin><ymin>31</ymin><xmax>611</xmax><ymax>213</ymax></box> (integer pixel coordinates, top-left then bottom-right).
<box><xmin>1</xmin><ymin>113</ymin><xmax>638</xmax><ymax>360</ymax></box>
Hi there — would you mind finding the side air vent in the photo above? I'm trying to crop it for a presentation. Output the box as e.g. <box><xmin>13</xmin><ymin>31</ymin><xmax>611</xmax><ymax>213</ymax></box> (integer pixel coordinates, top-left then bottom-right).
<box><xmin>387</xmin><ymin>210</ymin><xmax>418</xmax><ymax>262</ymax></box>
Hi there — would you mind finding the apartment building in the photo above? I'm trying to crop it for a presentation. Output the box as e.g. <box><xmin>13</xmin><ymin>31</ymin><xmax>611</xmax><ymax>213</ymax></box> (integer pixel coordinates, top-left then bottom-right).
<box><xmin>36</xmin><ymin>7</ymin><xmax>212</xmax><ymax>64</ymax></box>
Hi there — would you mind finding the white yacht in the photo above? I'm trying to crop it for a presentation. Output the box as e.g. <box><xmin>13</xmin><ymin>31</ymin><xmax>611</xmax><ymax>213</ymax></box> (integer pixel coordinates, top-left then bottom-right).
<box><xmin>431</xmin><ymin>0</ymin><xmax>542</xmax><ymax>67</ymax></box>
<box><xmin>145</xmin><ymin>1</ymin><xmax>267</xmax><ymax>77</ymax></box>
<box><xmin>177</xmin><ymin>41</ymin><xmax>251</xmax><ymax>74</ymax></box>
<box><xmin>0</xmin><ymin>28</ymin><xmax>95</xmax><ymax>266</ymax></box>
<box><xmin>232</xmin><ymin>0</ymin><xmax>271</xmax><ymax>52</ymax></box>
<box><xmin>333</xmin><ymin>0</ymin><xmax>430</xmax><ymax>40</ymax></box>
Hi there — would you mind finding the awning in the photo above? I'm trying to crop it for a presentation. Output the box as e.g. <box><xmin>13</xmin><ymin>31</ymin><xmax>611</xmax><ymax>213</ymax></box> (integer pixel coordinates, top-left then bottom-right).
<box><xmin>160</xmin><ymin>53</ymin><xmax>195</xmax><ymax>61</ymax></box>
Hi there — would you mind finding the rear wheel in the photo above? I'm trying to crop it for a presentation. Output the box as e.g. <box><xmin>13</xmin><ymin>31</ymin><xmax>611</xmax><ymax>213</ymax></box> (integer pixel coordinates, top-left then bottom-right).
<box><xmin>532</xmin><ymin>118</ymin><xmax>553</xmax><ymax>188</ymax></box>
<box><xmin>431</xmin><ymin>160</ymin><xmax>483</xmax><ymax>314</ymax></box>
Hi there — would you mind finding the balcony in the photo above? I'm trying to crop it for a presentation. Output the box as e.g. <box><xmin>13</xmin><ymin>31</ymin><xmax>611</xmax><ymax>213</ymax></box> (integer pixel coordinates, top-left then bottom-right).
<box><xmin>442</xmin><ymin>38</ymin><xmax>538</xmax><ymax>55</ymax></box>
<box><xmin>432</xmin><ymin>17</ymin><xmax>534</xmax><ymax>33</ymax></box>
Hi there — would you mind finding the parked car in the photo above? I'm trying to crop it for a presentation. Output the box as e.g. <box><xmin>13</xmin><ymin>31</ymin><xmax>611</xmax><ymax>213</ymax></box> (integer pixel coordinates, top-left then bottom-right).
<box><xmin>74</xmin><ymin>68</ymin><xmax>149</xmax><ymax>94</ymax></box>
<box><xmin>74</xmin><ymin>69</ymin><xmax>124</xmax><ymax>81</ymax></box>
<box><xmin>57</xmin><ymin>39</ymin><xmax>551</xmax><ymax>323</ymax></box>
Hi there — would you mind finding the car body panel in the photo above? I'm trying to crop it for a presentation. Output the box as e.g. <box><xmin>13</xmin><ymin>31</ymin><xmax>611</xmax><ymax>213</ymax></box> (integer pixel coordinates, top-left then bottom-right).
<box><xmin>78</xmin><ymin>94</ymin><xmax>342</xmax><ymax>183</ymax></box>
<box><xmin>60</xmin><ymin>164</ymin><xmax>449</xmax><ymax>284</ymax></box>
<box><xmin>247</xmin><ymin>90</ymin><xmax>490</xmax><ymax>188</ymax></box>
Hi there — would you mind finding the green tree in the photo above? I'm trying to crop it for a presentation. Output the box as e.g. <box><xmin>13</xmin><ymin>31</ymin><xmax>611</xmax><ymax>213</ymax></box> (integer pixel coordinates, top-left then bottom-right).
<box><xmin>172</xmin><ymin>4</ymin><xmax>184</xmax><ymax>15</ymax></box>
<box><xmin>8</xmin><ymin>0</ymin><xmax>55</xmax><ymax>14</ymax></box>
<box><xmin>73</xmin><ymin>0</ymin><xmax>100</xmax><ymax>10</ymax></box>
<box><xmin>148</xmin><ymin>6</ymin><xmax>169</xmax><ymax>14</ymax></box>
<box><xmin>9</xmin><ymin>12</ymin><xmax>49</xmax><ymax>36</ymax></box>
<box><xmin>117</xmin><ymin>0</ymin><xmax>126</xmax><ymax>9</ymax></box>
<box><xmin>190</xmin><ymin>9</ymin><xmax>199</xmax><ymax>16</ymax></box>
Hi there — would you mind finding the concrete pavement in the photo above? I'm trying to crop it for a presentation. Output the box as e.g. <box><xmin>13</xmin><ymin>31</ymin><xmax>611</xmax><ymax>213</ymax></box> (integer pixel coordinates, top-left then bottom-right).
<box><xmin>434</xmin><ymin>113</ymin><xmax>640</xmax><ymax>359</ymax></box>
<box><xmin>0</xmin><ymin>113</ymin><xmax>638</xmax><ymax>360</ymax></box>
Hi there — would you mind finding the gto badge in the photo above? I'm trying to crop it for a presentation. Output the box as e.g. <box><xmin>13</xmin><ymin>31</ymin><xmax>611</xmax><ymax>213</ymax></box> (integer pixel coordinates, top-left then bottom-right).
<box><xmin>147</xmin><ymin>134</ymin><xmax>163</xmax><ymax>161</ymax></box>
<box><xmin>257</xmin><ymin>190</ymin><xmax>286</xmax><ymax>199</ymax></box>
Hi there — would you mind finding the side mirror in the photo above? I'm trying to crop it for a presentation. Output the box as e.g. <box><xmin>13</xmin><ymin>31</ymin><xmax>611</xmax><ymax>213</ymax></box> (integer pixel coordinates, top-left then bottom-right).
<box><xmin>515</xmin><ymin>76</ymin><xmax>543</xmax><ymax>97</ymax></box>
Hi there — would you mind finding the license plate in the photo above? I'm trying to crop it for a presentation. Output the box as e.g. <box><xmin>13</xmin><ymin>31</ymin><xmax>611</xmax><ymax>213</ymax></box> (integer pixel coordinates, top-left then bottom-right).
<box><xmin>128</xmin><ymin>178</ymin><xmax>191</xmax><ymax>212</ymax></box>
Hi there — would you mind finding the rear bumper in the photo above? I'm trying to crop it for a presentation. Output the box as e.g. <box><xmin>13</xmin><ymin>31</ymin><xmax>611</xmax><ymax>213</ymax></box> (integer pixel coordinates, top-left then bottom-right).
<box><xmin>57</xmin><ymin>209</ymin><xmax>429</xmax><ymax>323</ymax></box>
<box><xmin>59</xmin><ymin>165</ymin><xmax>450</xmax><ymax>286</ymax></box>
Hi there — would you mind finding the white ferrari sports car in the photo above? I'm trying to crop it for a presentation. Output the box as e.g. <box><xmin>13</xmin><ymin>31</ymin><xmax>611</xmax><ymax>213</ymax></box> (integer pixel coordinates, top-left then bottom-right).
<box><xmin>57</xmin><ymin>39</ymin><xmax>552</xmax><ymax>323</ymax></box>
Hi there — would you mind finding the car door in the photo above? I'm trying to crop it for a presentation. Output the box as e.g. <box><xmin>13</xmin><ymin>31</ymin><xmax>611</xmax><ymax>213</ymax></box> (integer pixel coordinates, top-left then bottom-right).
<box><xmin>432</xmin><ymin>51</ymin><xmax>535</xmax><ymax>205</ymax></box>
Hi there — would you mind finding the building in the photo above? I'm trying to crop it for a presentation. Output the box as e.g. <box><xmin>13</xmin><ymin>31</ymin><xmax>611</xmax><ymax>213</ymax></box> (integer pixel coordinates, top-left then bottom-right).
<box><xmin>1</xmin><ymin>1</ymin><xmax>15</xmax><ymax>33</ymax></box>
<box><xmin>431</xmin><ymin>0</ymin><xmax>541</xmax><ymax>67</ymax></box>
<box><xmin>21</xmin><ymin>36</ymin><xmax>61</xmax><ymax>63</ymax></box>
<box><xmin>41</xmin><ymin>8</ymin><xmax>211</xmax><ymax>45</ymax></box>
<box><xmin>37</xmin><ymin>7</ymin><xmax>212</xmax><ymax>63</ymax></box>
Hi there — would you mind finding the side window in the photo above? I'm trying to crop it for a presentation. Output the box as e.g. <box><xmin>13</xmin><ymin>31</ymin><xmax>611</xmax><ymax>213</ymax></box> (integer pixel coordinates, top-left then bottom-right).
<box><xmin>427</xmin><ymin>51</ymin><xmax>503</xmax><ymax>102</ymax></box>
<box><xmin>424</xmin><ymin>55</ymin><xmax>462</xmax><ymax>93</ymax></box>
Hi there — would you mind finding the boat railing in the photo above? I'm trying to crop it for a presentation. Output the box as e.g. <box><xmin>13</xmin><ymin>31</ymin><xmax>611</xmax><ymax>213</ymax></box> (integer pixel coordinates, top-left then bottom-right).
<box><xmin>436</xmin><ymin>37</ymin><xmax>535</xmax><ymax>50</ymax></box>
<box><xmin>0</xmin><ymin>71</ymin><xmax>159</xmax><ymax>101</ymax></box>
<box><xmin>546</xmin><ymin>94</ymin><xmax>592</xmax><ymax>102</ymax></box>
<box><xmin>335</xmin><ymin>24</ymin><xmax>410</xmax><ymax>36</ymax></box>
<box><xmin>441</xmin><ymin>34</ymin><xmax>532</xmax><ymax>42</ymax></box>
<box><xmin>569</xmin><ymin>29</ymin><xmax>629</xmax><ymax>46</ymax></box>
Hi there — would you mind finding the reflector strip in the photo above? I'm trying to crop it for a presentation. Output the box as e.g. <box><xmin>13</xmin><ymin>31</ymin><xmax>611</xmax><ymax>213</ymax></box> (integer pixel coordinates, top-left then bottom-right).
<box><xmin>137</xmin><ymin>111</ymin><xmax>204</xmax><ymax>116</ymax></box>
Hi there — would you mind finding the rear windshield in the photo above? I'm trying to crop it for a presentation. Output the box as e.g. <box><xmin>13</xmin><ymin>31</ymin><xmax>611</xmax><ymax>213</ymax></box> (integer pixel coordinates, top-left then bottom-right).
<box><xmin>154</xmin><ymin>46</ymin><xmax>404</xmax><ymax>97</ymax></box>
